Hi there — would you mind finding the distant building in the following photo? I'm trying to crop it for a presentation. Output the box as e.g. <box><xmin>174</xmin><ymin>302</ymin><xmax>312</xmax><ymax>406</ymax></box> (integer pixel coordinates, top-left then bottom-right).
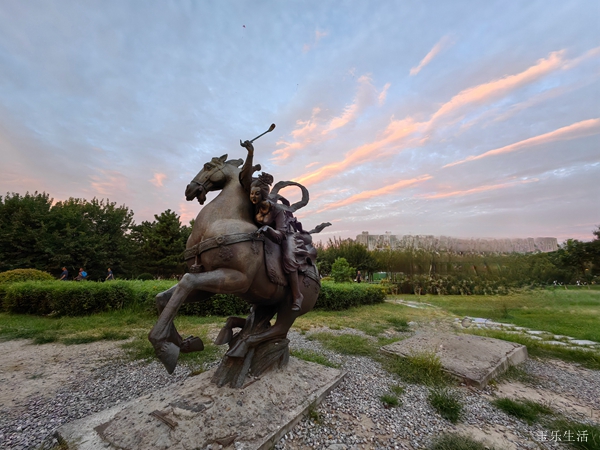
<box><xmin>355</xmin><ymin>231</ymin><xmax>558</xmax><ymax>254</ymax></box>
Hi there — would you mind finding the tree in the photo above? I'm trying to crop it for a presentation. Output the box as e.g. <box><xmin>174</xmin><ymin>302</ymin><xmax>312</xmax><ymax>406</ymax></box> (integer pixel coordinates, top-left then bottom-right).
<box><xmin>0</xmin><ymin>192</ymin><xmax>54</xmax><ymax>272</ymax></box>
<box><xmin>0</xmin><ymin>192</ymin><xmax>135</xmax><ymax>279</ymax></box>
<box><xmin>331</xmin><ymin>257</ymin><xmax>355</xmax><ymax>283</ymax></box>
<box><xmin>130</xmin><ymin>209</ymin><xmax>189</xmax><ymax>277</ymax></box>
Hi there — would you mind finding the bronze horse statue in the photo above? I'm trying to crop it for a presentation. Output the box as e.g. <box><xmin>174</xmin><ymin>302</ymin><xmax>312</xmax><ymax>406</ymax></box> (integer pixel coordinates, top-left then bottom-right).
<box><xmin>148</xmin><ymin>151</ymin><xmax>328</xmax><ymax>387</ymax></box>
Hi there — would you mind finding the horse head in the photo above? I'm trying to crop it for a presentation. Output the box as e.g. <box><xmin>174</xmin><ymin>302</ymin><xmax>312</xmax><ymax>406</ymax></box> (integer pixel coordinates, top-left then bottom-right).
<box><xmin>185</xmin><ymin>154</ymin><xmax>243</xmax><ymax>204</ymax></box>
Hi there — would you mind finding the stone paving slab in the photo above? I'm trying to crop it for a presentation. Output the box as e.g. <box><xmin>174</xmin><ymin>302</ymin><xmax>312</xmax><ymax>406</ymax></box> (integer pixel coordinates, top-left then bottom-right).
<box><xmin>57</xmin><ymin>358</ymin><xmax>345</xmax><ymax>450</ymax></box>
<box><xmin>381</xmin><ymin>332</ymin><xmax>527</xmax><ymax>388</ymax></box>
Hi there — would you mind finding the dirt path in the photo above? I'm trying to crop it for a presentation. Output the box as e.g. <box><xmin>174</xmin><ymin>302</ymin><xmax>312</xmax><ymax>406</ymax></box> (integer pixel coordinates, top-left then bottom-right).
<box><xmin>0</xmin><ymin>339</ymin><xmax>127</xmax><ymax>412</ymax></box>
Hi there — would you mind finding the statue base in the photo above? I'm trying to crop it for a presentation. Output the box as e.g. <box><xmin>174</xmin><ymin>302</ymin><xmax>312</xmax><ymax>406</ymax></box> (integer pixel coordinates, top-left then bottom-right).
<box><xmin>56</xmin><ymin>358</ymin><xmax>345</xmax><ymax>450</ymax></box>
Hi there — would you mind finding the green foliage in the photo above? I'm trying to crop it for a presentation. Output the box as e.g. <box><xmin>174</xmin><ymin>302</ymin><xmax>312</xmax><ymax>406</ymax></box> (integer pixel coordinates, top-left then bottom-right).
<box><xmin>380</xmin><ymin>393</ymin><xmax>401</xmax><ymax>407</ymax></box>
<box><xmin>0</xmin><ymin>269</ymin><xmax>55</xmax><ymax>284</ymax></box>
<box><xmin>179</xmin><ymin>294</ymin><xmax>249</xmax><ymax>316</ymax></box>
<box><xmin>290</xmin><ymin>348</ymin><xmax>340</xmax><ymax>368</ymax></box>
<box><xmin>315</xmin><ymin>281</ymin><xmax>385</xmax><ymax>310</ymax></box>
<box><xmin>316</xmin><ymin>237</ymin><xmax>377</xmax><ymax>277</ymax></box>
<box><xmin>428</xmin><ymin>433</ymin><xmax>496</xmax><ymax>450</ymax></box>
<box><xmin>137</xmin><ymin>273</ymin><xmax>154</xmax><ymax>280</ymax></box>
<box><xmin>428</xmin><ymin>388</ymin><xmax>463</xmax><ymax>423</ymax></box>
<box><xmin>0</xmin><ymin>192</ymin><xmax>135</xmax><ymax>279</ymax></box>
<box><xmin>383</xmin><ymin>351</ymin><xmax>450</xmax><ymax>386</ymax></box>
<box><xmin>130</xmin><ymin>209</ymin><xmax>190</xmax><ymax>278</ymax></box>
<box><xmin>492</xmin><ymin>397</ymin><xmax>553</xmax><ymax>424</ymax></box>
<box><xmin>330</xmin><ymin>257</ymin><xmax>355</xmax><ymax>283</ymax></box>
<box><xmin>549</xmin><ymin>419</ymin><xmax>600</xmax><ymax>450</ymax></box>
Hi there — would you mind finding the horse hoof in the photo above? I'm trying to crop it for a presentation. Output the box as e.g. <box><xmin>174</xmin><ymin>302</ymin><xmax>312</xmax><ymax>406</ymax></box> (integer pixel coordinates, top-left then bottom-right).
<box><xmin>181</xmin><ymin>336</ymin><xmax>204</xmax><ymax>353</ymax></box>
<box><xmin>225</xmin><ymin>339</ymin><xmax>248</xmax><ymax>358</ymax></box>
<box><xmin>215</xmin><ymin>327</ymin><xmax>233</xmax><ymax>345</ymax></box>
<box><xmin>156</xmin><ymin>342</ymin><xmax>180</xmax><ymax>374</ymax></box>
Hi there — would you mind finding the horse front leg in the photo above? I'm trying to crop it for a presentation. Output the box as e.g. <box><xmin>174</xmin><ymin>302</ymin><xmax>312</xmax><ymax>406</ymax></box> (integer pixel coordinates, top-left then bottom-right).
<box><xmin>148</xmin><ymin>269</ymin><xmax>251</xmax><ymax>374</ymax></box>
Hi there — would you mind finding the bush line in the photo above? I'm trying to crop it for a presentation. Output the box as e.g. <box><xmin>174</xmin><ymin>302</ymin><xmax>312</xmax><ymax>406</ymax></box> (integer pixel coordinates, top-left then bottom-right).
<box><xmin>1</xmin><ymin>280</ymin><xmax>384</xmax><ymax>317</ymax></box>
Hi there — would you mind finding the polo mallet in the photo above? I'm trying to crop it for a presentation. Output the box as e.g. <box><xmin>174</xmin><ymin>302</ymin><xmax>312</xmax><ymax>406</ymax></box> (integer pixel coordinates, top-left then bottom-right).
<box><xmin>245</xmin><ymin>123</ymin><xmax>276</xmax><ymax>144</ymax></box>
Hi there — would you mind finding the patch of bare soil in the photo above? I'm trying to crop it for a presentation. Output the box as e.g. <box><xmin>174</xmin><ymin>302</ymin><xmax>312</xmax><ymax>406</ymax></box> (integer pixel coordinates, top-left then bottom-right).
<box><xmin>0</xmin><ymin>339</ymin><xmax>128</xmax><ymax>412</ymax></box>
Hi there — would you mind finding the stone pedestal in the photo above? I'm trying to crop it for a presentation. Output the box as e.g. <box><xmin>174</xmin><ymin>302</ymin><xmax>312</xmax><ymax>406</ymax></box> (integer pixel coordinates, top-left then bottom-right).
<box><xmin>381</xmin><ymin>332</ymin><xmax>527</xmax><ymax>388</ymax></box>
<box><xmin>57</xmin><ymin>358</ymin><xmax>345</xmax><ymax>450</ymax></box>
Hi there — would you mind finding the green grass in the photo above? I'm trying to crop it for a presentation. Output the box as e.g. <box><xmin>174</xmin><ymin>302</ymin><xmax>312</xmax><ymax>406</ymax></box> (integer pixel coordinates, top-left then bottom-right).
<box><xmin>290</xmin><ymin>348</ymin><xmax>340</xmax><ymax>368</ymax></box>
<box><xmin>492</xmin><ymin>397</ymin><xmax>554</xmax><ymax>424</ymax></box>
<box><xmin>380</xmin><ymin>393</ymin><xmax>401</xmax><ymax>407</ymax></box>
<box><xmin>412</xmin><ymin>289</ymin><xmax>600</xmax><ymax>342</ymax></box>
<box><xmin>387</xmin><ymin>317</ymin><xmax>410</xmax><ymax>332</ymax></box>
<box><xmin>382</xmin><ymin>350</ymin><xmax>451</xmax><ymax>386</ymax></box>
<box><xmin>390</xmin><ymin>384</ymin><xmax>405</xmax><ymax>396</ymax></box>
<box><xmin>493</xmin><ymin>364</ymin><xmax>538</xmax><ymax>385</ymax></box>
<box><xmin>428</xmin><ymin>433</ymin><xmax>497</xmax><ymax>450</ymax></box>
<box><xmin>428</xmin><ymin>388</ymin><xmax>463</xmax><ymax>423</ymax></box>
<box><xmin>293</xmin><ymin>301</ymin><xmax>451</xmax><ymax>333</ymax></box>
<box><xmin>548</xmin><ymin>419</ymin><xmax>600</xmax><ymax>450</ymax></box>
<box><xmin>307</xmin><ymin>332</ymin><xmax>376</xmax><ymax>356</ymax></box>
<box><xmin>467</xmin><ymin>329</ymin><xmax>600</xmax><ymax>370</ymax></box>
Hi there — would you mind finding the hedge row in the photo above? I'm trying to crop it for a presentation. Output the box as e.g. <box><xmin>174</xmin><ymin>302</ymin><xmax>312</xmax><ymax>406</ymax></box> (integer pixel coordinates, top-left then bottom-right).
<box><xmin>1</xmin><ymin>279</ymin><xmax>384</xmax><ymax>316</ymax></box>
<box><xmin>315</xmin><ymin>281</ymin><xmax>386</xmax><ymax>310</ymax></box>
<box><xmin>381</xmin><ymin>274</ymin><xmax>513</xmax><ymax>296</ymax></box>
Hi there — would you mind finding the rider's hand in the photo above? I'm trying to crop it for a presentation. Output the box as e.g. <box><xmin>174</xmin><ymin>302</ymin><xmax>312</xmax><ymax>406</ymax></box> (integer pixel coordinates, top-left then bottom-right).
<box><xmin>240</xmin><ymin>140</ymin><xmax>254</xmax><ymax>153</ymax></box>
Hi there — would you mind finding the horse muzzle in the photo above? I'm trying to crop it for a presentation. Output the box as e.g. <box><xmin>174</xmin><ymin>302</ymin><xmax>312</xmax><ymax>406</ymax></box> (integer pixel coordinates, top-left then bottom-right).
<box><xmin>185</xmin><ymin>182</ymin><xmax>207</xmax><ymax>204</ymax></box>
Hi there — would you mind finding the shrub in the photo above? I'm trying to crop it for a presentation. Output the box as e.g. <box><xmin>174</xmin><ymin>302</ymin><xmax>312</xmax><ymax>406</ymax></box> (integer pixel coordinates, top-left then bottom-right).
<box><xmin>2</xmin><ymin>277</ymin><xmax>384</xmax><ymax>316</ymax></box>
<box><xmin>331</xmin><ymin>257</ymin><xmax>355</xmax><ymax>283</ymax></box>
<box><xmin>137</xmin><ymin>273</ymin><xmax>154</xmax><ymax>280</ymax></box>
<box><xmin>0</xmin><ymin>269</ymin><xmax>55</xmax><ymax>284</ymax></box>
<box><xmin>315</xmin><ymin>281</ymin><xmax>385</xmax><ymax>310</ymax></box>
<box><xmin>179</xmin><ymin>294</ymin><xmax>249</xmax><ymax>316</ymax></box>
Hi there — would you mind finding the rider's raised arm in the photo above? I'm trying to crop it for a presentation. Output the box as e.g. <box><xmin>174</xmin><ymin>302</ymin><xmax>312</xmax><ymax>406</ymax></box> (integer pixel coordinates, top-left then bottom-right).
<box><xmin>239</xmin><ymin>140</ymin><xmax>260</xmax><ymax>193</ymax></box>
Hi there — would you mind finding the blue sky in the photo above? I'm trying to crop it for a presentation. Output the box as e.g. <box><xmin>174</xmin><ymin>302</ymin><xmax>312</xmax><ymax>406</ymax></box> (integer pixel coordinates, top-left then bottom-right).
<box><xmin>1</xmin><ymin>1</ymin><xmax>599</xmax><ymax>242</ymax></box>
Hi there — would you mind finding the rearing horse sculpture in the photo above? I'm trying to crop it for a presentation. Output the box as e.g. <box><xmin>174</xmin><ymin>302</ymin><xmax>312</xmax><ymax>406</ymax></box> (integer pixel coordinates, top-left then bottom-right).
<box><xmin>148</xmin><ymin>151</ymin><xmax>328</xmax><ymax>387</ymax></box>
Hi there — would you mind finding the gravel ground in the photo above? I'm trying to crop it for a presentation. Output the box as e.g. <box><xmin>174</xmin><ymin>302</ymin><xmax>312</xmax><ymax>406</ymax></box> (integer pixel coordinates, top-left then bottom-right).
<box><xmin>0</xmin><ymin>329</ymin><xmax>599</xmax><ymax>450</ymax></box>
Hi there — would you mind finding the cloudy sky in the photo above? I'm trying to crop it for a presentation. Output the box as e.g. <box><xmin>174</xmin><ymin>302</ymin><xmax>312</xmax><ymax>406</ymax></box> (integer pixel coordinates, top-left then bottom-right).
<box><xmin>1</xmin><ymin>1</ymin><xmax>599</xmax><ymax>242</ymax></box>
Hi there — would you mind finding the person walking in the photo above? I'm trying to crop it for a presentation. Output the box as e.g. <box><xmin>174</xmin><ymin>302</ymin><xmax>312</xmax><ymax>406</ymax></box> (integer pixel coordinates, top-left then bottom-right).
<box><xmin>356</xmin><ymin>270</ymin><xmax>362</xmax><ymax>283</ymax></box>
<box><xmin>105</xmin><ymin>268</ymin><xmax>114</xmax><ymax>281</ymax></box>
<box><xmin>59</xmin><ymin>267</ymin><xmax>69</xmax><ymax>281</ymax></box>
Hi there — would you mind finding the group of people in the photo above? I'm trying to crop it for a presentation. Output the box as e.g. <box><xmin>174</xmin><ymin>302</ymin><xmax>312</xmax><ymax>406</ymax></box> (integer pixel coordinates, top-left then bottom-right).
<box><xmin>58</xmin><ymin>267</ymin><xmax>114</xmax><ymax>281</ymax></box>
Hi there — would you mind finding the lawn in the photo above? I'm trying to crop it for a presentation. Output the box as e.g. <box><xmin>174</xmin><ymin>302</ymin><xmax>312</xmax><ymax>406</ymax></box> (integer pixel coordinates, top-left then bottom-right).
<box><xmin>396</xmin><ymin>289</ymin><xmax>600</xmax><ymax>342</ymax></box>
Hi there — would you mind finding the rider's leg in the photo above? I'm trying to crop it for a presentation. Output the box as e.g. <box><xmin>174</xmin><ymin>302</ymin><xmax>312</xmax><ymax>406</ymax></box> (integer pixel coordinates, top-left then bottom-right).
<box><xmin>288</xmin><ymin>270</ymin><xmax>304</xmax><ymax>311</ymax></box>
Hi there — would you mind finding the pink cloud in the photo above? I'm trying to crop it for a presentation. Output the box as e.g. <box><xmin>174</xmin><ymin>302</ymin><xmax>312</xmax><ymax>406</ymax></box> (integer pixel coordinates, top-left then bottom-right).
<box><xmin>90</xmin><ymin>170</ymin><xmax>128</xmax><ymax>197</ymax></box>
<box><xmin>418</xmin><ymin>179</ymin><xmax>538</xmax><ymax>199</ymax></box>
<box><xmin>150</xmin><ymin>172</ymin><xmax>167</xmax><ymax>187</ymax></box>
<box><xmin>297</xmin><ymin>49</ymin><xmax>581</xmax><ymax>186</ymax></box>
<box><xmin>317</xmin><ymin>174</ymin><xmax>432</xmax><ymax>212</ymax></box>
<box><xmin>378</xmin><ymin>83</ymin><xmax>391</xmax><ymax>105</ymax></box>
<box><xmin>303</xmin><ymin>29</ymin><xmax>328</xmax><ymax>53</ymax></box>
<box><xmin>443</xmin><ymin>118</ymin><xmax>600</xmax><ymax>168</ymax></box>
<box><xmin>430</xmin><ymin>51</ymin><xmax>565</xmax><ymax>125</ymax></box>
<box><xmin>410</xmin><ymin>36</ymin><xmax>452</xmax><ymax>76</ymax></box>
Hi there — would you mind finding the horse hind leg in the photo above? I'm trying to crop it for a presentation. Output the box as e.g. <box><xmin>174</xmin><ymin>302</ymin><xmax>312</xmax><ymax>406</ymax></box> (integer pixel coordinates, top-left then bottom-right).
<box><xmin>215</xmin><ymin>316</ymin><xmax>247</xmax><ymax>345</ymax></box>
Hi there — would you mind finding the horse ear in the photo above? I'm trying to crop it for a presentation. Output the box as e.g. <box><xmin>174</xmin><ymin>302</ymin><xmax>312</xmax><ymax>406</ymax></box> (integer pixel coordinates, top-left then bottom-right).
<box><xmin>226</xmin><ymin>158</ymin><xmax>244</xmax><ymax>167</ymax></box>
<box><xmin>219</xmin><ymin>154</ymin><xmax>228</xmax><ymax>162</ymax></box>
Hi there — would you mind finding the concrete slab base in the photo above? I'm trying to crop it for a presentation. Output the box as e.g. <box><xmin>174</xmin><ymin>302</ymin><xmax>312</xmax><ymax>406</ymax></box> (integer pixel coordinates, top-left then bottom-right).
<box><xmin>57</xmin><ymin>357</ymin><xmax>345</xmax><ymax>450</ymax></box>
<box><xmin>380</xmin><ymin>332</ymin><xmax>527</xmax><ymax>388</ymax></box>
